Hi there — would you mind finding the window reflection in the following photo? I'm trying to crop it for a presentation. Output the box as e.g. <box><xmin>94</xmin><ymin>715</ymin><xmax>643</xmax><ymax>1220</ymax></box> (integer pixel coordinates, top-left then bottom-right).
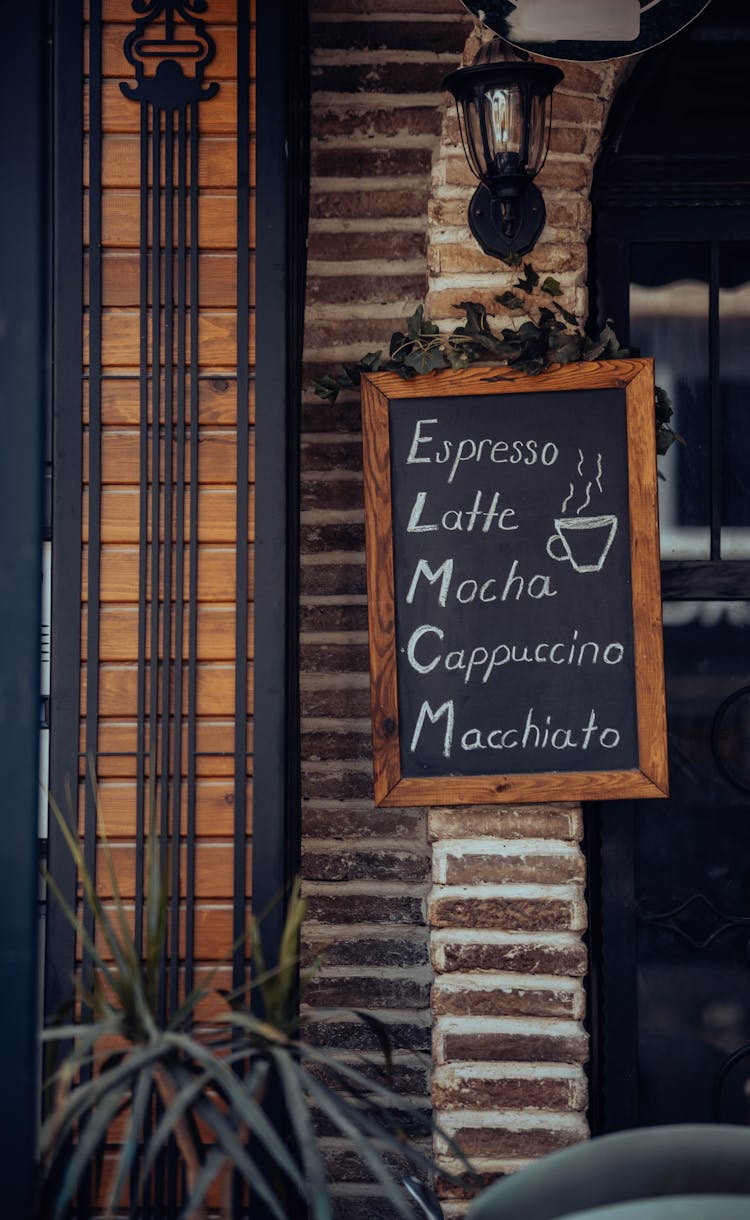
<box><xmin>630</xmin><ymin>243</ymin><xmax>710</xmax><ymax>560</ymax></box>
<box><xmin>720</xmin><ymin>244</ymin><xmax>750</xmax><ymax>558</ymax></box>
<box><xmin>636</xmin><ymin>600</ymin><xmax>750</xmax><ymax>1124</ymax></box>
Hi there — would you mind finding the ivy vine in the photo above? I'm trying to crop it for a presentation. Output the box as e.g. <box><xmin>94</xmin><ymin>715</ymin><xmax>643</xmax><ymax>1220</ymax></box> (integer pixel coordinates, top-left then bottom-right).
<box><xmin>313</xmin><ymin>259</ymin><xmax>682</xmax><ymax>457</ymax></box>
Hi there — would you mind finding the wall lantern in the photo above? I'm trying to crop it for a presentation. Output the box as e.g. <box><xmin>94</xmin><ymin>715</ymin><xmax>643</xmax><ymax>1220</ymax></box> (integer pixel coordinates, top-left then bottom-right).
<box><xmin>443</xmin><ymin>40</ymin><xmax>563</xmax><ymax>259</ymax></box>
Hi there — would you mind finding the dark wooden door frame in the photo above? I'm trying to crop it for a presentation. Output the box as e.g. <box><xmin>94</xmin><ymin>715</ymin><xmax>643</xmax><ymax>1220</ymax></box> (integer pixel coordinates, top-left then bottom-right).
<box><xmin>0</xmin><ymin>3</ymin><xmax>46</xmax><ymax>1214</ymax></box>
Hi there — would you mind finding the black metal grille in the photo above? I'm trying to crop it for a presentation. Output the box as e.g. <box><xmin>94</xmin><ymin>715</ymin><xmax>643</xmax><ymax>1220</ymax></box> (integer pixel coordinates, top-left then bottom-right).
<box><xmin>45</xmin><ymin>3</ymin><xmax>255</xmax><ymax>1211</ymax></box>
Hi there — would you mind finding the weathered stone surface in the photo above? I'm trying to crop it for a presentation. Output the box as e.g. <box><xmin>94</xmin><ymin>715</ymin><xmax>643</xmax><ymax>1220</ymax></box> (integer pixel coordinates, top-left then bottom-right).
<box><xmin>432</xmin><ymin>981</ymin><xmax>582</xmax><ymax>1019</ymax></box>
<box><xmin>305</xmin><ymin>1016</ymin><xmax>431</xmax><ymax>1053</ymax></box>
<box><xmin>312</xmin><ymin>146</ymin><xmax>433</xmax><ymax>179</ymax></box>
<box><xmin>301</xmin><ymin>805</ymin><xmax>425</xmax><ymax>840</ymax></box>
<box><xmin>429</xmin><ymin>896</ymin><xmax>580</xmax><ymax>933</ymax></box>
<box><xmin>432</xmin><ymin>1072</ymin><xmax>587</xmax><ymax>1112</ymax></box>
<box><xmin>300</xmin><ymin>480</ymin><xmax>364</xmax><ymax>514</ymax></box>
<box><xmin>302</xmin><ymin>769</ymin><xmax>374</xmax><ymax>800</ymax></box>
<box><xmin>300</xmin><ymin>642</ymin><xmax>370</xmax><ymax>673</ymax></box>
<box><xmin>310</xmin><ymin>189</ymin><xmax>430</xmax><ymax>220</ymax></box>
<box><xmin>299</xmin><ymin>686</ymin><xmax>371</xmax><ymax>717</ymax></box>
<box><xmin>299</xmin><ymin>602</ymin><xmax>368</xmax><ymax>633</ymax></box>
<box><xmin>428</xmin><ymin>807</ymin><xmax>582</xmax><ymax>841</ymax></box>
<box><xmin>311</xmin><ymin>63</ymin><xmax>449</xmax><ymax>95</ymax></box>
<box><xmin>440</xmin><ymin>1030</ymin><xmax>589</xmax><ymax>1064</ymax></box>
<box><xmin>311</xmin><ymin>20</ymin><xmax>465</xmax><ymax>53</ymax></box>
<box><xmin>303</xmin><ymin>847</ymin><xmax>429</xmax><ymax>883</ymax></box>
<box><xmin>302</xmin><ymin>932</ymin><xmax>429</xmax><ymax>970</ymax></box>
<box><xmin>445</xmin><ymin>1122</ymin><xmax>586</xmax><ymax>1159</ymax></box>
<box><xmin>302</xmin><ymin>731</ymin><xmax>373</xmax><ymax>762</ymax></box>
<box><xmin>305</xmin><ymin>972</ymin><xmax>431</xmax><ymax>1009</ymax></box>
<box><xmin>306</xmin><ymin>891</ymin><xmax>426</xmax><ymax>926</ymax></box>
<box><xmin>442</xmin><ymin>851</ymin><xmax>585</xmax><ymax>887</ymax></box>
<box><xmin>307</xmin><ymin>272</ymin><xmax>426</xmax><ymax>307</ymax></box>
<box><xmin>433</xmin><ymin>938</ymin><xmax>588</xmax><ymax>978</ymax></box>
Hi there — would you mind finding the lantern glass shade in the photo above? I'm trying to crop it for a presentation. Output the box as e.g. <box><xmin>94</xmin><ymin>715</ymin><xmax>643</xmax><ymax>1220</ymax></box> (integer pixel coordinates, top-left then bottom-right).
<box><xmin>455</xmin><ymin>70</ymin><xmax>558</xmax><ymax>187</ymax></box>
<box><xmin>443</xmin><ymin>44</ymin><xmax>563</xmax><ymax>257</ymax></box>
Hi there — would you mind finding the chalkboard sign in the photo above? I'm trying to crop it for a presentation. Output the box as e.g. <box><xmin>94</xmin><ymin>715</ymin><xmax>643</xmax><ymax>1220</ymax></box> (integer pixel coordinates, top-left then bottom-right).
<box><xmin>361</xmin><ymin>360</ymin><xmax>668</xmax><ymax>806</ymax></box>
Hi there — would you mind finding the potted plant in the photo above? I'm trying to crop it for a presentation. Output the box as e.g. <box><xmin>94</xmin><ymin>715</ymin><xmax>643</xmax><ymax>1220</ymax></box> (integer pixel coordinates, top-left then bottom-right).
<box><xmin>40</xmin><ymin>789</ymin><xmax>471</xmax><ymax>1219</ymax></box>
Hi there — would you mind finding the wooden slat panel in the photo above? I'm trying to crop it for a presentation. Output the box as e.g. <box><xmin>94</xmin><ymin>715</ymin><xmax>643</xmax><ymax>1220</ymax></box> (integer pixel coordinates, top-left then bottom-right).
<box><xmin>84</xmin><ymin>377</ymin><xmax>250</xmax><ymax>426</ymax></box>
<box><xmin>82</xmin><ymin>661</ymin><xmax>252</xmax><ymax>716</ymax></box>
<box><xmin>80</xmin><ymin>719</ymin><xmax>253</xmax><ymax>778</ymax></box>
<box><xmin>83</xmin><ymin>603</ymin><xmax>250</xmax><ymax>662</ymax></box>
<box><xmin>84</xmin><ymin>135</ymin><xmax>248</xmax><ymax>189</ymax></box>
<box><xmin>96</xmin><ymin>844</ymin><xmax>253</xmax><ymax>898</ymax></box>
<box><xmin>87</xmin><ymin>82</ymin><xmax>251</xmax><ymax>135</ymax></box>
<box><xmin>86</xmin><ymin>0</ymin><xmax>243</xmax><ymax>24</ymax></box>
<box><xmin>86</xmin><ymin>191</ymin><xmax>255</xmax><ymax>250</ymax></box>
<box><xmin>84</xmin><ymin>428</ymin><xmax>246</xmax><ymax>485</ymax></box>
<box><xmin>94</xmin><ymin>24</ymin><xmax>242</xmax><ymax>80</ymax></box>
<box><xmin>88</xmin><ymin>250</ymin><xmax>248</xmax><ymax>307</ymax></box>
<box><xmin>83</xmin><ymin>545</ymin><xmax>248</xmax><ymax>601</ymax></box>
<box><xmin>84</xmin><ymin>486</ymin><xmax>253</xmax><ymax>544</ymax></box>
<box><xmin>83</xmin><ymin>309</ymin><xmax>254</xmax><ymax>366</ymax></box>
<box><xmin>80</xmin><ymin>778</ymin><xmax>252</xmax><ymax>839</ymax></box>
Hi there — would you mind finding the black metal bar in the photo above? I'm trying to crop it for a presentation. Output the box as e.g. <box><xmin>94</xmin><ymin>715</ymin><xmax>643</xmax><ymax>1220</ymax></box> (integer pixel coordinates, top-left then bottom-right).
<box><xmin>252</xmin><ymin>0</ymin><xmax>307</xmax><ymax>958</ymax></box>
<box><xmin>163</xmin><ymin>107</ymin><xmax>177</xmax><ymax>1023</ymax></box>
<box><xmin>84</xmin><ymin>0</ymin><xmax>103</xmax><ymax>960</ymax></box>
<box><xmin>173</xmin><ymin>105</ymin><xmax>188</xmax><ymax>1019</ymax></box>
<box><xmin>150</xmin><ymin>98</ymin><xmax>163</xmax><ymax>952</ymax></box>
<box><xmin>234</xmin><ymin>0</ymin><xmax>250</xmax><ymax>995</ymax></box>
<box><xmin>0</xmin><ymin>3</ymin><xmax>45</xmax><ymax>1212</ymax></box>
<box><xmin>185</xmin><ymin>100</ymin><xmax>200</xmax><ymax>998</ymax></box>
<box><xmin>136</xmin><ymin>100</ymin><xmax>151</xmax><ymax>960</ymax></box>
<box><xmin>709</xmin><ymin>241</ymin><xmax>721</xmax><ymax>560</ymax></box>
<box><xmin>45</xmin><ymin>0</ymin><xmax>83</xmax><ymax>1032</ymax></box>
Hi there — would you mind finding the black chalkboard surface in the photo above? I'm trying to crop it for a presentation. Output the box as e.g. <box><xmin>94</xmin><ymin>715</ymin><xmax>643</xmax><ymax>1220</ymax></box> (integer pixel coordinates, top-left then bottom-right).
<box><xmin>361</xmin><ymin>362</ymin><xmax>668</xmax><ymax>806</ymax></box>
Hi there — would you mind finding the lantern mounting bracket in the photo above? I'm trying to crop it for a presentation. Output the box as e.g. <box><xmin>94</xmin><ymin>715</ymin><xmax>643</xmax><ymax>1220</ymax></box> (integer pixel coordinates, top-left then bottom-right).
<box><xmin>468</xmin><ymin>180</ymin><xmax>546</xmax><ymax>259</ymax></box>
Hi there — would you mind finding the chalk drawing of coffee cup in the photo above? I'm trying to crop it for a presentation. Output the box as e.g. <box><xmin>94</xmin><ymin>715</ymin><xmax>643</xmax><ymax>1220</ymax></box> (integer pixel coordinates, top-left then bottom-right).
<box><xmin>546</xmin><ymin>514</ymin><xmax>618</xmax><ymax>574</ymax></box>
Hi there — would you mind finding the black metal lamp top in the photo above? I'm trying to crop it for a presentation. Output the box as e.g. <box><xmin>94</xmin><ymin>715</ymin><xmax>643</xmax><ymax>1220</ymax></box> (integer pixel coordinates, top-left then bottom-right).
<box><xmin>443</xmin><ymin>40</ymin><xmax>563</xmax><ymax>258</ymax></box>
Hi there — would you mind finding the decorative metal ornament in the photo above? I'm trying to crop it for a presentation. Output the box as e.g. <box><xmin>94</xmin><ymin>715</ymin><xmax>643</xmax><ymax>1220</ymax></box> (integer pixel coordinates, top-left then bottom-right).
<box><xmin>120</xmin><ymin>0</ymin><xmax>219</xmax><ymax>107</ymax></box>
<box><xmin>459</xmin><ymin>0</ymin><xmax>713</xmax><ymax>62</ymax></box>
<box><xmin>443</xmin><ymin>41</ymin><xmax>562</xmax><ymax>258</ymax></box>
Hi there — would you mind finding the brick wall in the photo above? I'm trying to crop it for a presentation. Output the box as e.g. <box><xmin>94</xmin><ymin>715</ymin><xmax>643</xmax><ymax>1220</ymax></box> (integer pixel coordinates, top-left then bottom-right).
<box><xmin>301</xmin><ymin>5</ymin><xmax>628</xmax><ymax>1215</ymax></box>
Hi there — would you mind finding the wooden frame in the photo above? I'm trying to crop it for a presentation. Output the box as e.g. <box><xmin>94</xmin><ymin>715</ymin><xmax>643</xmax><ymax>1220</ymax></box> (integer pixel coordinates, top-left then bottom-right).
<box><xmin>361</xmin><ymin>360</ymin><xmax>668</xmax><ymax>806</ymax></box>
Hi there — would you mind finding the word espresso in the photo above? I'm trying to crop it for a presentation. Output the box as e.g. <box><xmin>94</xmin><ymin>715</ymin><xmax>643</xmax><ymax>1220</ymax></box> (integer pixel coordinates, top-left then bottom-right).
<box><xmin>393</xmin><ymin>410</ymin><xmax>635</xmax><ymax>773</ymax></box>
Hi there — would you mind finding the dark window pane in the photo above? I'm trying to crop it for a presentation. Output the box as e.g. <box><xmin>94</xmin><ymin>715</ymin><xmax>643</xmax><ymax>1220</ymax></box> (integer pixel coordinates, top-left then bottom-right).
<box><xmin>635</xmin><ymin>601</ymin><xmax>750</xmax><ymax>1125</ymax></box>
<box><xmin>720</xmin><ymin>243</ymin><xmax>750</xmax><ymax>556</ymax></box>
<box><xmin>630</xmin><ymin>243</ymin><xmax>711</xmax><ymax>559</ymax></box>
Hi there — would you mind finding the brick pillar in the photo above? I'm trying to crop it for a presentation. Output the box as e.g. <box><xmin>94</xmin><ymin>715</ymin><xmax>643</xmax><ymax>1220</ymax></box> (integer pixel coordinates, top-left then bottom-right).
<box><xmin>424</xmin><ymin>44</ymin><xmax>633</xmax><ymax>1215</ymax></box>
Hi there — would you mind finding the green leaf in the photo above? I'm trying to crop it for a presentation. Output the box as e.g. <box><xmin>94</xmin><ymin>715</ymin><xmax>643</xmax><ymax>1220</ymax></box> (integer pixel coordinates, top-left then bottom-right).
<box><xmin>540</xmin><ymin>275</ymin><xmax>563</xmax><ymax>297</ymax></box>
<box><xmin>554</xmin><ymin>301</ymin><xmax>580</xmax><ymax>327</ymax></box>
<box><xmin>270</xmin><ymin>1049</ymin><xmax>333</xmax><ymax>1220</ymax></box>
<box><xmin>655</xmin><ymin>384</ymin><xmax>674</xmax><ymax>425</ymax></box>
<box><xmin>445</xmin><ymin>346</ymin><xmax>470</xmax><ymax>371</ymax></box>
<box><xmin>178</xmin><ymin>1145</ymin><xmax>226</xmax><ymax>1220</ymax></box>
<box><xmin>106</xmin><ymin>1066</ymin><xmax>154</xmax><ymax>1214</ymax></box>
<box><xmin>195</xmin><ymin>1094</ymin><xmax>290</xmax><ymax>1220</ymax></box>
<box><xmin>515</xmin><ymin>262</ymin><xmax>539</xmax><ymax>293</ymax></box>
<box><xmin>403</xmin><ymin>345</ymin><xmax>448</xmax><ymax>375</ymax></box>
<box><xmin>51</xmin><ymin>1078</ymin><xmax>128</xmax><ymax>1220</ymax></box>
<box><xmin>312</xmin><ymin>376</ymin><xmax>340</xmax><ymax>404</ymax></box>
<box><xmin>359</xmin><ymin>350</ymin><xmax>383</xmax><ymax>372</ymax></box>
<box><xmin>495</xmin><ymin>291</ymin><xmax>525</xmax><ymax>312</ymax></box>
<box><xmin>352</xmin><ymin>1010</ymin><xmax>394</xmax><ymax>1088</ymax></box>
<box><xmin>406</xmin><ymin>305</ymin><xmax>425</xmax><ymax>341</ymax></box>
<box><xmin>302</xmin><ymin>1071</ymin><xmax>415</xmax><ymax>1220</ymax></box>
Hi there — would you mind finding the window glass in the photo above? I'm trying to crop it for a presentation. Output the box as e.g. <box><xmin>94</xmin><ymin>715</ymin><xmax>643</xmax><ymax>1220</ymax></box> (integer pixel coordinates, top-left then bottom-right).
<box><xmin>720</xmin><ymin>243</ymin><xmax>750</xmax><ymax>558</ymax></box>
<box><xmin>630</xmin><ymin>243</ymin><xmax>710</xmax><ymax>560</ymax></box>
